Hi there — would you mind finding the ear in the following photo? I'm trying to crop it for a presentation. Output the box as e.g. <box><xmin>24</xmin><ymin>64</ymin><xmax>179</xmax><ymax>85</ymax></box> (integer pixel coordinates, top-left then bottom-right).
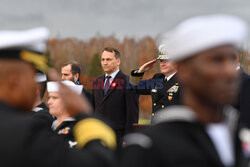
<box><xmin>235</xmin><ymin>54</ymin><xmax>240</xmax><ymax>66</ymax></box>
<box><xmin>117</xmin><ymin>58</ymin><xmax>121</xmax><ymax>66</ymax></box>
<box><xmin>74</xmin><ymin>73</ymin><xmax>79</xmax><ymax>82</ymax></box>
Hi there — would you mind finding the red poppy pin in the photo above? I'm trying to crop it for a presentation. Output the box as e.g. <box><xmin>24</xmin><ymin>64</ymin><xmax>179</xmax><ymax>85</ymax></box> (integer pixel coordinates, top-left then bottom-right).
<box><xmin>111</xmin><ymin>82</ymin><xmax>116</xmax><ymax>88</ymax></box>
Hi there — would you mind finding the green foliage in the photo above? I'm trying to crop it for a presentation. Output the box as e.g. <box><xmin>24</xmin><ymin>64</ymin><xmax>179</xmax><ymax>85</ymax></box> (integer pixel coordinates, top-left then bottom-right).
<box><xmin>45</xmin><ymin>51</ymin><xmax>54</xmax><ymax>68</ymax></box>
<box><xmin>88</xmin><ymin>53</ymin><xmax>103</xmax><ymax>77</ymax></box>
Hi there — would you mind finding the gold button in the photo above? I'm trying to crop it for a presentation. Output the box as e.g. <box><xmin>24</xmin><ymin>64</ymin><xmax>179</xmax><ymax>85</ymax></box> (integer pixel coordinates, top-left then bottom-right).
<box><xmin>153</xmin><ymin>103</ymin><xmax>156</xmax><ymax>106</ymax></box>
<box><xmin>152</xmin><ymin>113</ymin><xmax>155</xmax><ymax>116</ymax></box>
<box><xmin>162</xmin><ymin>105</ymin><xmax>164</xmax><ymax>108</ymax></box>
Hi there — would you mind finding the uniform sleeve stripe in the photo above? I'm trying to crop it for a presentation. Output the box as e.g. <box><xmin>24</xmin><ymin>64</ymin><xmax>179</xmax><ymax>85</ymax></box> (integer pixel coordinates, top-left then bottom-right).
<box><xmin>130</xmin><ymin>75</ymin><xmax>143</xmax><ymax>86</ymax></box>
<box><xmin>74</xmin><ymin>118</ymin><xmax>117</xmax><ymax>149</ymax></box>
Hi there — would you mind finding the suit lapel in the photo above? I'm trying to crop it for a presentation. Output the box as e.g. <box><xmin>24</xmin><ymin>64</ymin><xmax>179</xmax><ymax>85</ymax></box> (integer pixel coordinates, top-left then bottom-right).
<box><xmin>102</xmin><ymin>71</ymin><xmax>123</xmax><ymax>102</ymax></box>
<box><xmin>96</xmin><ymin>75</ymin><xmax>105</xmax><ymax>99</ymax></box>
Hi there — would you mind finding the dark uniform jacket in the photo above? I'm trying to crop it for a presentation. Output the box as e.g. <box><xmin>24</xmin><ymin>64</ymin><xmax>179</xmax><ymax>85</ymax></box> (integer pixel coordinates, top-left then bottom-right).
<box><xmin>82</xmin><ymin>88</ymin><xmax>92</xmax><ymax>104</ymax></box>
<box><xmin>0</xmin><ymin>101</ymin><xmax>115</xmax><ymax>167</ymax></box>
<box><xmin>233</xmin><ymin>69</ymin><xmax>250</xmax><ymax>128</ymax></box>
<box><xmin>76</xmin><ymin>80</ymin><xmax>93</xmax><ymax>105</ymax></box>
<box><xmin>92</xmin><ymin>71</ymin><xmax>139</xmax><ymax>139</ymax></box>
<box><xmin>122</xmin><ymin>105</ymin><xmax>248</xmax><ymax>167</ymax></box>
<box><xmin>130</xmin><ymin>71</ymin><xmax>181</xmax><ymax>117</ymax></box>
<box><xmin>32</xmin><ymin>102</ymin><xmax>54</xmax><ymax>128</ymax></box>
<box><xmin>52</xmin><ymin>118</ymin><xmax>77</xmax><ymax>148</ymax></box>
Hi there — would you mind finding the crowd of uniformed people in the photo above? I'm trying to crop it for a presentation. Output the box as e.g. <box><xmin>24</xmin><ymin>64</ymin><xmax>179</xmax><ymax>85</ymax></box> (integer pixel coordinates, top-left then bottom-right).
<box><xmin>0</xmin><ymin>14</ymin><xmax>250</xmax><ymax>167</ymax></box>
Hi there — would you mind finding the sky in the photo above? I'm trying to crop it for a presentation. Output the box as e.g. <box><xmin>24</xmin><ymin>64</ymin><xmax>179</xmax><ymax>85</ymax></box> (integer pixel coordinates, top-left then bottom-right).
<box><xmin>1</xmin><ymin>0</ymin><xmax>250</xmax><ymax>44</ymax></box>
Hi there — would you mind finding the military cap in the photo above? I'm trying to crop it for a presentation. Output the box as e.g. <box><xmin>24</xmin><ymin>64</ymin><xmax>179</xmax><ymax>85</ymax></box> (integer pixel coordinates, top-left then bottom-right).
<box><xmin>0</xmin><ymin>27</ymin><xmax>50</xmax><ymax>73</ymax></box>
<box><xmin>161</xmin><ymin>14</ymin><xmax>248</xmax><ymax>61</ymax></box>
<box><xmin>35</xmin><ymin>72</ymin><xmax>47</xmax><ymax>83</ymax></box>
<box><xmin>47</xmin><ymin>80</ymin><xmax>83</xmax><ymax>95</ymax></box>
<box><xmin>156</xmin><ymin>44</ymin><xmax>169</xmax><ymax>61</ymax></box>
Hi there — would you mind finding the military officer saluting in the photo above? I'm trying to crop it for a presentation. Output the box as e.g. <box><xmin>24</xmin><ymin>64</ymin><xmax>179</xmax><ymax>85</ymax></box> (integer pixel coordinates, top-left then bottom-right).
<box><xmin>130</xmin><ymin>45</ymin><xmax>181</xmax><ymax>119</ymax></box>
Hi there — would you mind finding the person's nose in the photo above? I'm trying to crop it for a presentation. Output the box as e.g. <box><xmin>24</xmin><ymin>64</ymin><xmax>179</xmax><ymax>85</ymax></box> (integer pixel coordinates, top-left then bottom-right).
<box><xmin>48</xmin><ymin>98</ymin><xmax>52</xmax><ymax>106</ymax></box>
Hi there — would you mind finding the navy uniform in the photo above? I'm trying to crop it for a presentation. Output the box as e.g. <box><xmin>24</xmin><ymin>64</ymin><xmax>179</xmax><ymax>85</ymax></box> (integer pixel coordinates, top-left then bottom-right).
<box><xmin>32</xmin><ymin>73</ymin><xmax>54</xmax><ymax>127</ymax></box>
<box><xmin>47</xmin><ymin>80</ymin><xmax>85</xmax><ymax>148</ymax></box>
<box><xmin>32</xmin><ymin>102</ymin><xmax>54</xmax><ymax>128</ymax></box>
<box><xmin>130</xmin><ymin>55</ymin><xmax>181</xmax><ymax>118</ymax></box>
<box><xmin>0</xmin><ymin>102</ymin><xmax>117</xmax><ymax>167</ymax></box>
<box><xmin>122</xmin><ymin>106</ymin><xmax>248</xmax><ymax>167</ymax></box>
<box><xmin>233</xmin><ymin>68</ymin><xmax>250</xmax><ymax>128</ymax></box>
<box><xmin>52</xmin><ymin>118</ymin><xmax>77</xmax><ymax>148</ymax></box>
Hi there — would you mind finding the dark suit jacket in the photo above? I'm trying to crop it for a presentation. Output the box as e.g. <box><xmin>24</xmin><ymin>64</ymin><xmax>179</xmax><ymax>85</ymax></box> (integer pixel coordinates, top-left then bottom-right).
<box><xmin>76</xmin><ymin>80</ymin><xmax>92</xmax><ymax>104</ymax></box>
<box><xmin>82</xmin><ymin>87</ymin><xmax>92</xmax><ymax>105</ymax></box>
<box><xmin>121</xmin><ymin>106</ymin><xmax>248</xmax><ymax>167</ymax></box>
<box><xmin>92</xmin><ymin>71</ymin><xmax>139</xmax><ymax>134</ymax></box>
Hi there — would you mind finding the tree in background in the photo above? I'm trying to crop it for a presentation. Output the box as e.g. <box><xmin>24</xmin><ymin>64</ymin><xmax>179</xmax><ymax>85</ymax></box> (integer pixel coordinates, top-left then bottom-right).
<box><xmin>88</xmin><ymin>53</ymin><xmax>103</xmax><ymax>77</ymax></box>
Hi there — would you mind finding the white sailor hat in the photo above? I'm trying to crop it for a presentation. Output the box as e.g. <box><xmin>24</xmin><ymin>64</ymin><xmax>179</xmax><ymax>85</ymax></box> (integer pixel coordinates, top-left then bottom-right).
<box><xmin>0</xmin><ymin>27</ymin><xmax>50</xmax><ymax>72</ymax></box>
<box><xmin>35</xmin><ymin>73</ymin><xmax>47</xmax><ymax>83</ymax></box>
<box><xmin>161</xmin><ymin>14</ymin><xmax>248</xmax><ymax>61</ymax></box>
<box><xmin>156</xmin><ymin>44</ymin><xmax>170</xmax><ymax>61</ymax></box>
<box><xmin>47</xmin><ymin>80</ymin><xmax>83</xmax><ymax>95</ymax></box>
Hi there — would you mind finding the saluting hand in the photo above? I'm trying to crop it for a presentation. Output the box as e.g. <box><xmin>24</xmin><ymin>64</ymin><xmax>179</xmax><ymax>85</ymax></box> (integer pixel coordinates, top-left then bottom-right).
<box><xmin>138</xmin><ymin>59</ymin><xmax>157</xmax><ymax>73</ymax></box>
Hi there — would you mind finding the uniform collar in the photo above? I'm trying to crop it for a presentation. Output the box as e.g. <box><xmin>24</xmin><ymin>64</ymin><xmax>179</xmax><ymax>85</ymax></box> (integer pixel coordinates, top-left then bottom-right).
<box><xmin>32</xmin><ymin>102</ymin><xmax>47</xmax><ymax>112</ymax></box>
<box><xmin>51</xmin><ymin>117</ymin><xmax>76</xmax><ymax>131</ymax></box>
<box><xmin>153</xmin><ymin>105</ymin><xmax>238</xmax><ymax>127</ymax></box>
<box><xmin>152</xmin><ymin>105</ymin><xmax>197</xmax><ymax>124</ymax></box>
<box><xmin>165</xmin><ymin>72</ymin><xmax>176</xmax><ymax>81</ymax></box>
<box><xmin>32</xmin><ymin>107</ymin><xmax>43</xmax><ymax>112</ymax></box>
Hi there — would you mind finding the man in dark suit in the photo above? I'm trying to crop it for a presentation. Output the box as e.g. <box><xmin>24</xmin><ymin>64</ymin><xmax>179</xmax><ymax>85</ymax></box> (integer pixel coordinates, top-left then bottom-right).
<box><xmin>121</xmin><ymin>14</ymin><xmax>249</xmax><ymax>167</ymax></box>
<box><xmin>130</xmin><ymin>47</ymin><xmax>181</xmax><ymax>119</ymax></box>
<box><xmin>61</xmin><ymin>61</ymin><xmax>92</xmax><ymax>103</ymax></box>
<box><xmin>92</xmin><ymin>47</ymin><xmax>139</xmax><ymax>141</ymax></box>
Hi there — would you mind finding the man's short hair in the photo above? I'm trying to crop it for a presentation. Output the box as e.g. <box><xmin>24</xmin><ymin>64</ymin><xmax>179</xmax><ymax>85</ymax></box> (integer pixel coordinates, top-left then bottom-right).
<box><xmin>103</xmin><ymin>47</ymin><xmax>121</xmax><ymax>59</ymax></box>
<box><xmin>62</xmin><ymin>61</ymin><xmax>81</xmax><ymax>76</ymax></box>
